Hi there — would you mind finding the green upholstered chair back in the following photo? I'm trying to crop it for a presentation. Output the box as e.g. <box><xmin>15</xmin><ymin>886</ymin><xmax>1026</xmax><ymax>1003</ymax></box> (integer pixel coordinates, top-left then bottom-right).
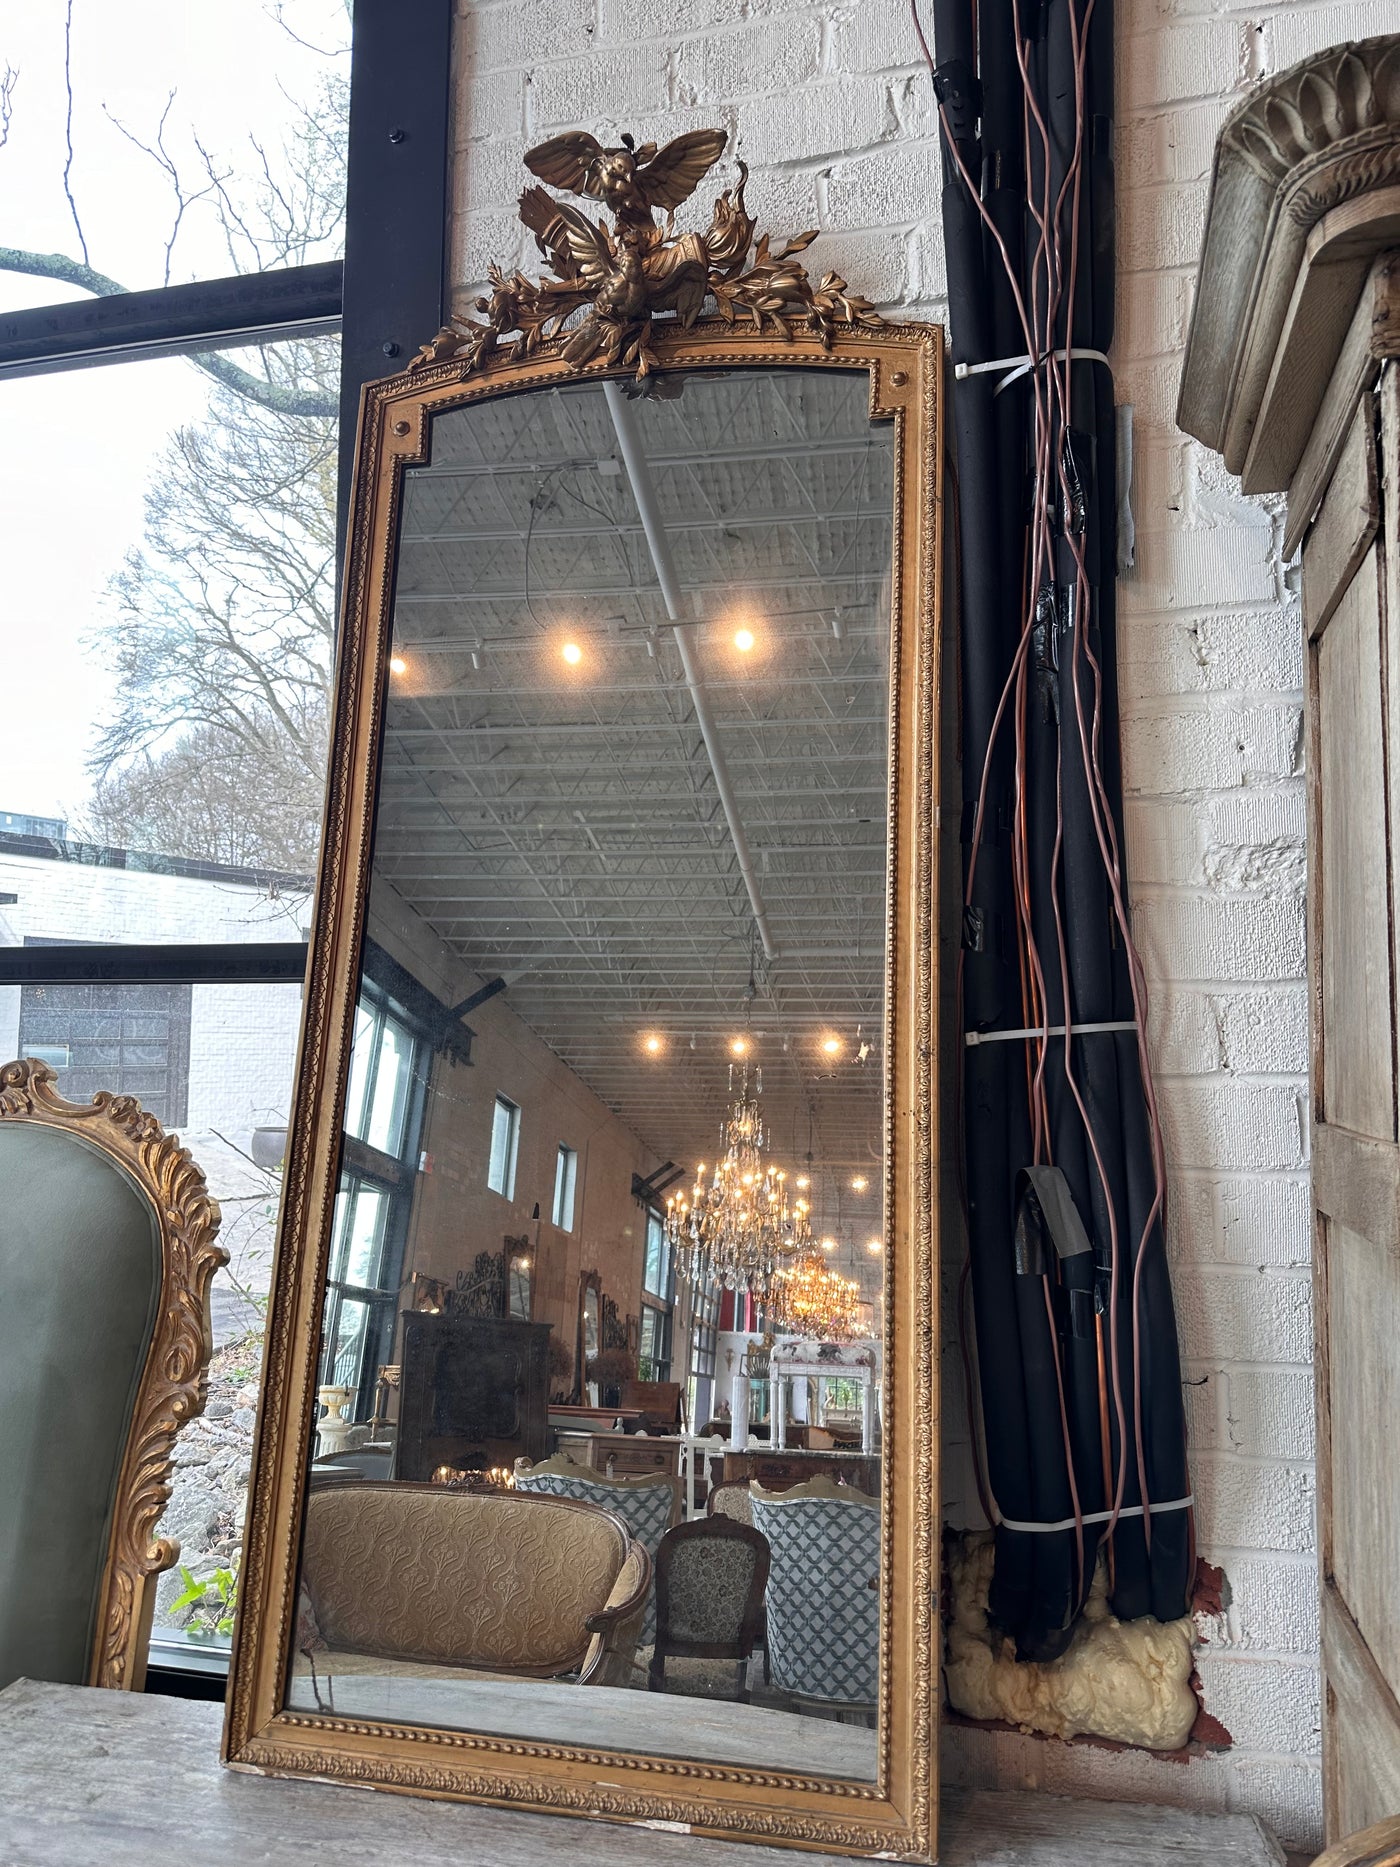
<box><xmin>0</xmin><ymin>1060</ymin><xmax>224</xmax><ymax>1692</ymax></box>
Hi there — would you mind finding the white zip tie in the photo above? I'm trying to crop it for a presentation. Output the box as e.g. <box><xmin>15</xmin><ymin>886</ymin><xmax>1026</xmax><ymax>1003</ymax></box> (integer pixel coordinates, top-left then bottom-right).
<box><xmin>965</xmin><ymin>1019</ymin><xmax>1138</xmax><ymax>1048</ymax></box>
<box><xmin>993</xmin><ymin>1495</ymin><xmax>1193</xmax><ymax>1536</ymax></box>
<box><xmin>953</xmin><ymin>346</ymin><xmax>1112</xmax><ymax>396</ymax></box>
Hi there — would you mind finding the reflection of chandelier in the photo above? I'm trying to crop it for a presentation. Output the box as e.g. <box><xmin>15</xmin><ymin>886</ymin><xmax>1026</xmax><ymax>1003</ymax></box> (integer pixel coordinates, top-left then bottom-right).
<box><xmin>768</xmin><ymin>1248</ymin><xmax>861</xmax><ymax>1342</ymax></box>
<box><xmin>667</xmin><ymin>1063</ymin><xmax>793</xmax><ymax>1298</ymax></box>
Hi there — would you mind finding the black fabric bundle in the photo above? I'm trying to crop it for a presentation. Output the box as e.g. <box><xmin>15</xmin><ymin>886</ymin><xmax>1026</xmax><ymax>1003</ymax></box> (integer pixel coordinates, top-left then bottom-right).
<box><xmin>927</xmin><ymin>0</ymin><xmax>1192</xmax><ymax>1661</ymax></box>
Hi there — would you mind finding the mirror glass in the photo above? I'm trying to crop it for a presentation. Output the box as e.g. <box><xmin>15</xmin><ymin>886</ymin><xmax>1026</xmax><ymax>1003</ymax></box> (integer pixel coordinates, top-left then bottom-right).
<box><xmin>289</xmin><ymin>365</ymin><xmax>893</xmax><ymax>1781</ymax></box>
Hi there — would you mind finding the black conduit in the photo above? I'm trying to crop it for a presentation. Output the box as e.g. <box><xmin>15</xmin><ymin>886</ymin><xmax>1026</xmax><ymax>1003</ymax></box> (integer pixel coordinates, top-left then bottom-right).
<box><xmin>918</xmin><ymin>0</ymin><xmax>1192</xmax><ymax>1661</ymax></box>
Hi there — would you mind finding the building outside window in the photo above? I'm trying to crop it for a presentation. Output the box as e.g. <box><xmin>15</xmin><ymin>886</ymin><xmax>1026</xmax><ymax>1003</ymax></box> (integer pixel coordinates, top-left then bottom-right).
<box><xmin>551</xmin><ymin>1142</ymin><xmax>577</xmax><ymax>1230</ymax></box>
<box><xmin>487</xmin><ymin>1095</ymin><xmax>520</xmax><ymax>1198</ymax></box>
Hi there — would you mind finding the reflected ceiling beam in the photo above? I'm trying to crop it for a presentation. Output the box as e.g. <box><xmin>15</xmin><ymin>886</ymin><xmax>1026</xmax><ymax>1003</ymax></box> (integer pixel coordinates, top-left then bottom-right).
<box><xmin>603</xmin><ymin>378</ymin><xmax>779</xmax><ymax>962</ymax></box>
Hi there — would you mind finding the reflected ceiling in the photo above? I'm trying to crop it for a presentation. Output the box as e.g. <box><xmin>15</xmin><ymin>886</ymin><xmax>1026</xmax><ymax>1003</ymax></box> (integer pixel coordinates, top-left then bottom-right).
<box><xmin>380</xmin><ymin>369</ymin><xmax>892</xmax><ymax>1293</ymax></box>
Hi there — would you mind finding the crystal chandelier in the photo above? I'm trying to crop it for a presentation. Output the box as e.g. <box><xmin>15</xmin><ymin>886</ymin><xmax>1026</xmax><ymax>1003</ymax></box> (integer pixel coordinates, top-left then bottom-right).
<box><xmin>667</xmin><ymin>1062</ymin><xmax>793</xmax><ymax>1299</ymax></box>
<box><xmin>768</xmin><ymin>1246</ymin><xmax>861</xmax><ymax>1343</ymax></box>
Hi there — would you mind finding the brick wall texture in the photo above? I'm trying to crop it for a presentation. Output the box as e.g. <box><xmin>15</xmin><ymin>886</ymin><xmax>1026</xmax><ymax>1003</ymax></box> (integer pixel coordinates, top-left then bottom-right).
<box><xmin>448</xmin><ymin>0</ymin><xmax>1400</xmax><ymax>1848</ymax></box>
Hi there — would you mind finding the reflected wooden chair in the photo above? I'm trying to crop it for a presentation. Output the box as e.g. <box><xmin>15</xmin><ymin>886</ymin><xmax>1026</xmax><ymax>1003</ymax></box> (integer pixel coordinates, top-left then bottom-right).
<box><xmin>705</xmin><ymin>1478</ymin><xmax>755</xmax><ymax>1526</ymax></box>
<box><xmin>0</xmin><ymin>1059</ymin><xmax>226</xmax><ymax>1692</ymax></box>
<box><xmin>648</xmin><ymin>1515</ymin><xmax>769</xmax><ymax>1701</ymax></box>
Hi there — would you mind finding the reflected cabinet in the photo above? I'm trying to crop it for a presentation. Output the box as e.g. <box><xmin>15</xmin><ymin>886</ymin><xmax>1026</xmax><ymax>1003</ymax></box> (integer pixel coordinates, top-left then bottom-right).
<box><xmin>225</xmin><ymin>128</ymin><xmax>942</xmax><ymax>1861</ymax></box>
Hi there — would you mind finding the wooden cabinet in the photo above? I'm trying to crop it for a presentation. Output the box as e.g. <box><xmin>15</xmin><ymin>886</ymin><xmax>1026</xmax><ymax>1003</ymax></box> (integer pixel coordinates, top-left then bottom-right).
<box><xmin>553</xmin><ymin>1429</ymin><xmax>680</xmax><ymax>1480</ymax></box>
<box><xmin>722</xmin><ymin>1448</ymin><xmax>880</xmax><ymax>1496</ymax></box>
<box><xmin>396</xmin><ymin>1313</ymin><xmax>551</xmax><ymax>1482</ymax></box>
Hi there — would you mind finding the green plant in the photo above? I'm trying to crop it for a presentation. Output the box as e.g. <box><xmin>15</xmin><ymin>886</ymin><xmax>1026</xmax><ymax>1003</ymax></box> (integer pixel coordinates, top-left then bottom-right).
<box><xmin>170</xmin><ymin>1558</ymin><xmax>239</xmax><ymax>1640</ymax></box>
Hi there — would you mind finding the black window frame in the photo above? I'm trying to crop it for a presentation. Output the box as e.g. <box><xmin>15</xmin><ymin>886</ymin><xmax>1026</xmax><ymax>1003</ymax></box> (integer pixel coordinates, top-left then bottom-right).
<box><xmin>0</xmin><ymin>0</ymin><xmax>454</xmax><ymax>1698</ymax></box>
<box><xmin>0</xmin><ymin>0</ymin><xmax>452</xmax><ymax>1001</ymax></box>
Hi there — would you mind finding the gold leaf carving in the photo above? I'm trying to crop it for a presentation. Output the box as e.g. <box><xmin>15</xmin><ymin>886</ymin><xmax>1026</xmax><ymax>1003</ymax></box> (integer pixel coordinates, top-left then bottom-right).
<box><xmin>0</xmin><ymin>1058</ymin><xmax>227</xmax><ymax>1689</ymax></box>
<box><xmin>409</xmin><ymin>131</ymin><xmax>882</xmax><ymax>381</ymax></box>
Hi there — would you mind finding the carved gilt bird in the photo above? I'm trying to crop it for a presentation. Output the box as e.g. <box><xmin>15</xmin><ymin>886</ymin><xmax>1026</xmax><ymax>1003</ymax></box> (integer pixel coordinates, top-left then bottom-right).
<box><xmin>523</xmin><ymin>128</ymin><xmax>728</xmax><ymax>231</ymax></box>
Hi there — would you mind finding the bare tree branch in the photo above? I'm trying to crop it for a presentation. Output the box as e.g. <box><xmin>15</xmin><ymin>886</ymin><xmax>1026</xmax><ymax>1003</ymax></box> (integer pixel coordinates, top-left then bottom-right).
<box><xmin>0</xmin><ymin>66</ymin><xmax>17</xmax><ymax>152</ymax></box>
<box><xmin>103</xmin><ymin>91</ymin><xmax>228</xmax><ymax>286</ymax></box>
<box><xmin>61</xmin><ymin>0</ymin><xmax>89</xmax><ymax>266</ymax></box>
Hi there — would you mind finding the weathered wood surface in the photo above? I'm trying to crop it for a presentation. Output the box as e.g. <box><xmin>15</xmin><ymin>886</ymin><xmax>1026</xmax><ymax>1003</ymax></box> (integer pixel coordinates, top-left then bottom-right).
<box><xmin>1303</xmin><ymin>399</ymin><xmax>1379</xmax><ymax>641</ymax></box>
<box><xmin>0</xmin><ymin>1682</ymin><xmax>1285</xmax><ymax>1867</ymax></box>
<box><xmin>1286</xmin><ymin>257</ymin><xmax>1400</xmax><ymax>561</ymax></box>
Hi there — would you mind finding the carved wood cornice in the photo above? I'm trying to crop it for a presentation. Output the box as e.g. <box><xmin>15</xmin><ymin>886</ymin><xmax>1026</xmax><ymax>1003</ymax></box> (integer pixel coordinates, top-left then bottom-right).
<box><xmin>1179</xmin><ymin>33</ymin><xmax>1400</xmax><ymax>490</ymax></box>
<box><xmin>0</xmin><ymin>1058</ymin><xmax>227</xmax><ymax>1689</ymax></box>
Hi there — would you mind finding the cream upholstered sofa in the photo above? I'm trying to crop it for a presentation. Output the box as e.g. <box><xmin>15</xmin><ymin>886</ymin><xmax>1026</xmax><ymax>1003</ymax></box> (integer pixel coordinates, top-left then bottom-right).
<box><xmin>295</xmin><ymin>1482</ymin><xmax>650</xmax><ymax>1688</ymax></box>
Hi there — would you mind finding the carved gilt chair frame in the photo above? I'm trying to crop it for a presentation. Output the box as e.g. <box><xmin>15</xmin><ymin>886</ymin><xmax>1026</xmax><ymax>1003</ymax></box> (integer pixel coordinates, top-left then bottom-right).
<box><xmin>0</xmin><ymin>1057</ymin><xmax>226</xmax><ymax>1690</ymax></box>
<box><xmin>224</xmin><ymin>125</ymin><xmax>942</xmax><ymax>1861</ymax></box>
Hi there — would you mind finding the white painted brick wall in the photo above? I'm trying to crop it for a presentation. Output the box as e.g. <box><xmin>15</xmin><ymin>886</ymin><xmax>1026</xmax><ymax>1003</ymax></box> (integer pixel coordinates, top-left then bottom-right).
<box><xmin>448</xmin><ymin>0</ymin><xmax>1400</xmax><ymax>1847</ymax></box>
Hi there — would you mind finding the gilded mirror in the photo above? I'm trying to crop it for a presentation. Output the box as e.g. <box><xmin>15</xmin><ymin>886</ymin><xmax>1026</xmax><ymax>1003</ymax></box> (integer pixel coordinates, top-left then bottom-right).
<box><xmin>226</xmin><ymin>130</ymin><xmax>941</xmax><ymax>1861</ymax></box>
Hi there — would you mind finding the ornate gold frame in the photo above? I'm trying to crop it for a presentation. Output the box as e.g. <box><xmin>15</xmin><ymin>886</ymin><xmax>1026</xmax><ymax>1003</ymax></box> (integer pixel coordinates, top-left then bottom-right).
<box><xmin>0</xmin><ymin>1057</ymin><xmax>226</xmax><ymax>1690</ymax></box>
<box><xmin>222</xmin><ymin>315</ymin><xmax>942</xmax><ymax>1858</ymax></box>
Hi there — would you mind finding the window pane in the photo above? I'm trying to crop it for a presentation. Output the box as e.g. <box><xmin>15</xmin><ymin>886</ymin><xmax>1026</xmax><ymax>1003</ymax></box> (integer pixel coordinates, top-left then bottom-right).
<box><xmin>552</xmin><ymin>1143</ymin><xmax>576</xmax><ymax>1230</ymax></box>
<box><xmin>487</xmin><ymin>1096</ymin><xmax>517</xmax><ymax>1197</ymax></box>
<box><xmin>364</xmin><ymin>1016</ymin><xmax>410</xmax><ymax>1156</ymax></box>
<box><xmin>0</xmin><ymin>335</ymin><xmax>339</xmax><ymax>948</ymax></box>
<box><xmin>340</xmin><ymin>1184</ymin><xmax>389</xmax><ymax>1292</ymax></box>
<box><xmin>142</xmin><ymin>980</ymin><xmax>304</xmax><ymax>1649</ymax></box>
<box><xmin>0</xmin><ymin>2</ymin><xmax>348</xmax><ymax>316</ymax></box>
<box><xmin>342</xmin><ymin>1004</ymin><xmax>377</xmax><ymax>1142</ymax></box>
<box><xmin>325</xmin><ymin>1295</ymin><xmax>371</xmax><ymax>1390</ymax></box>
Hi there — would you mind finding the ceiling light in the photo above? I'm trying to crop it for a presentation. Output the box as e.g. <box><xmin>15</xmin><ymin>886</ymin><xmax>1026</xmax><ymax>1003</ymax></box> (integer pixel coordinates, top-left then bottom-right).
<box><xmin>389</xmin><ymin>655</ymin><xmax>407</xmax><ymax>675</ymax></box>
<box><xmin>516</xmin><ymin>1255</ymin><xmax>531</xmax><ymax>1270</ymax></box>
<box><xmin>820</xmin><ymin>1236</ymin><xmax>837</xmax><ymax>1252</ymax></box>
<box><xmin>561</xmin><ymin>641</ymin><xmax>583</xmax><ymax>665</ymax></box>
<box><xmin>643</xmin><ymin>1033</ymin><xmax>664</xmax><ymax>1055</ymax></box>
<box><xmin>821</xmin><ymin>1036</ymin><xmax>842</xmax><ymax>1057</ymax></box>
<box><xmin>795</xmin><ymin>1175</ymin><xmax>810</xmax><ymax>1190</ymax></box>
<box><xmin>730</xmin><ymin>1037</ymin><xmax>749</xmax><ymax>1057</ymax></box>
<box><xmin>867</xmin><ymin>1237</ymin><xmax>883</xmax><ymax>1254</ymax></box>
<box><xmin>734</xmin><ymin>627</ymin><xmax>755</xmax><ymax>652</ymax></box>
<box><xmin>851</xmin><ymin>1175</ymin><xmax>868</xmax><ymax>1193</ymax></box>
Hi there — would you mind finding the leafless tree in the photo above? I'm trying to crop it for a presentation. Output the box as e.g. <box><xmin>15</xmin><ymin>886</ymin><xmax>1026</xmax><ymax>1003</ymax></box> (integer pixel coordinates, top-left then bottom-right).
<box><xmin>0</xmin><ymin>8</ymin><xmax>350</xmax><ymax>864</ymax></box>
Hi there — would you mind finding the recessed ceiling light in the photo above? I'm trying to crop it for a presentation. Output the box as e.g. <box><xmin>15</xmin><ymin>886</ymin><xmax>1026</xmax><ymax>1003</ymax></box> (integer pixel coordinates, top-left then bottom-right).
<box><xmin>820</xmin><ymin>1236</ymin><xmax>837</xmax><ymax>1252</ymax></box>
<box><xmin>851</xmin><ymin>1175</ymin><xmax>868</xmax><ymax>1193</ymax></box>
<box><xmin>643</xmin><ymin>1033</ymin><xmax>664</xmax><ymax>1055</ymax></box>
<box><xmin>730</xmin><ymin>1037</ymin><xmax>749</xmax><ymax>1057</ymax></box>
<box><xmin>389</xmin><ymin>655</ymin><xmax>407</xmax><ymax>675</ymax></box>
<box><xmin>866</xmin><ymin>1237</ymin><xmax>883</xmax><ymax>1254</ymax></box>
<box><xmin>561</xmin><ymin>641</ymin><xmax>583</xmax><ymax>665</ymax></box>
<box><xmin>822</xmin><ymin>1035</ymin><xmax>842</xmax><ymax>1057</ymax></box>
<box><xmin>734</xmin><ymin>627</ymin><xmax>755</xmax><ymax>652</ymax></box>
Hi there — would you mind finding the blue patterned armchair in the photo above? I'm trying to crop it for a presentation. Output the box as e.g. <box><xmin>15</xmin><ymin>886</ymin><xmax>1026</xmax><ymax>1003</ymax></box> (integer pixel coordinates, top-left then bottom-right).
<box><xmin>749</xmin><ymin>1476</ymin><xmax>880</xmax><ymax>1708</ymax></box>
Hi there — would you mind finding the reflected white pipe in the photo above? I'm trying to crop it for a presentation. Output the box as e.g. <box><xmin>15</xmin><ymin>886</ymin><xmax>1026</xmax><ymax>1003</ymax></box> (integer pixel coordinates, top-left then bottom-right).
<box><xmin>602</xmin><ymin>379</ymin><xmax>780</xmax><ymax>961</ymax></box>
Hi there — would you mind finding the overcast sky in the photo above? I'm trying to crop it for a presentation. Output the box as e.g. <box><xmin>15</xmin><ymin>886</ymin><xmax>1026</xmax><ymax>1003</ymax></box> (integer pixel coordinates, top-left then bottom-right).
<box><xmin>0</xmin><ymin>1</ymin><xmax>345</xmax><ymax>825</ymax></box>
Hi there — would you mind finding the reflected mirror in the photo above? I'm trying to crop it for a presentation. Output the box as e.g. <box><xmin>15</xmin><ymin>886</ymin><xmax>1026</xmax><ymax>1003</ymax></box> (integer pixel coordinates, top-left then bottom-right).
<box><xmin>227</xmin><ymin>143</ymin><xmax>939</xmax><ymax>1858</ymax></box>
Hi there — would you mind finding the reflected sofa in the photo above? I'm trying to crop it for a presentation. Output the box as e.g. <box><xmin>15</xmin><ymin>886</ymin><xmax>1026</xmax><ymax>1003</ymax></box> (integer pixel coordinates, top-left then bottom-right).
<box><xmin>295</xmin><ymin>1482</ymin><xmax>649</xmax><ymax>1688</ymax></box>
<box><xmin>513</xmin><ymin>1452</ymin><xmax>680</xmax><ymax>1645</ymax></box>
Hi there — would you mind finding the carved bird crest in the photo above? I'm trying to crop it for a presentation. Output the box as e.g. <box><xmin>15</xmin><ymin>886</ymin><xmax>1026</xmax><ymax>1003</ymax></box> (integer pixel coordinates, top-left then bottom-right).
<box><xmin>407</xmin><ymin>125</ymin><xmax>881</xmax><ymax>380</ymax></box>
<box><xmin>522</xmin><ymin>128</ymin><xmax>728</xmax><ymax>228</ymax></box>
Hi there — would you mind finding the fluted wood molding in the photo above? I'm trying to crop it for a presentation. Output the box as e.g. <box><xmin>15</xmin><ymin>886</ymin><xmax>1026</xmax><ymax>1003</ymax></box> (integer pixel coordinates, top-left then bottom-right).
<box><xmin>1179</xmin><ymin>35</ymin><xmax>1400</xmax><ymax>493</ymax></box>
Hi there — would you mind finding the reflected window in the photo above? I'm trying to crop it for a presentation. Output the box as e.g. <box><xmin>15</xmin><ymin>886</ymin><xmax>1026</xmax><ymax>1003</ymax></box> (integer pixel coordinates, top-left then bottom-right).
<box><xmin>551</xmin><ymin>1143</ymin><xmax>577</xmax><ymax>1230</ymax></box>
<box><xmin>488</xmin><ymin>1095</ymin><xmax>520</xmax><ymax>1198</ymax></box>
<box><xmin>321</xmin><ymin>985</ymin><xmax>426</xmax><ymax>1411</ymax></box>
<box><xmin>639</xmin><ymin>1302</ymin><xmax>671</xmax><ymax>1383</ymax></box>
